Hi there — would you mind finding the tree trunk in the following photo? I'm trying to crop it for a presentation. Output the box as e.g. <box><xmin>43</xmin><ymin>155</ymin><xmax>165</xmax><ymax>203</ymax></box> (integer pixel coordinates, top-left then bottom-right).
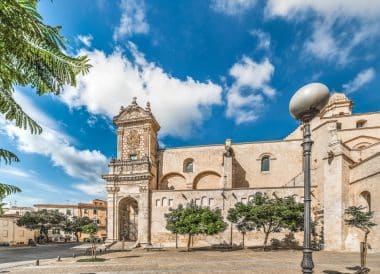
<box><xmin>75</xmin><ymin>231</ymin><xmax>79</xmax><ymax>242</ymax></box>
<box><xmin>263</xmin><ymin>232</ymin><xmax>270</xmax><ymax>251</ymax></box>
<box><xmin>242</xmin><ymin>232</ymin><xmax>245</xmax><ymax>248</ymax></box>
<box><xmin>362</xmin><ymin>229</ymin><xmax>370</xmax><ymax>269</ymax></box>
<box><xmin>187</xmin><ymin>234</ymin><xmax>192</xmax><ymax>252</ymax></box>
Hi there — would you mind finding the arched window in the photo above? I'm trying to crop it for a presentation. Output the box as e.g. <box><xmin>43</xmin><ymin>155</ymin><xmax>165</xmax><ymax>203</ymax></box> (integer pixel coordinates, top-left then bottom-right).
<box><xmin>261</xmin><ymin>156</ymin><xmax>270</xmax><ymax>172</ymax></box>
<box><xmin>183</xmin><ymin>158</ymin><xmax>193</xmax><ymax>173</ymax></box>
<box><xmin>359</xmin><ymin>191</ymin><xmax>371</xmax><ymax>211</ymax></box>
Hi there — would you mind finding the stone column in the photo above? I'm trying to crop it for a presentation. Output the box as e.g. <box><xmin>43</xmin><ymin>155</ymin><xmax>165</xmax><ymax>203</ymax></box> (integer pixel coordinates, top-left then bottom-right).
<box><xmin>106</xmin><ymin>185</ymin><xmax>120</xmax><ymax>243</ymax></box>
<box><xmin>323</xmin><ymin>128</ymin><xmax>347</xmax><ymax>251</ymax></box>
<box><xmin>138</xmin><ymin>183</ymin><xmax>151</xmax><ymax>246</ymax></box>
<box><xmin>223</xmin><ymin>139</ymin><xmax>233</xmax><ymax>189</ymax></box>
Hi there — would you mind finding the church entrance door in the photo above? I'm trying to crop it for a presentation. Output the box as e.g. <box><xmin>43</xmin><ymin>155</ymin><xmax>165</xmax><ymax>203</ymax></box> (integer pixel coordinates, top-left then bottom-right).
<box><xmin>118</xmin><ymin>197</ymin><xmax>138</xmax><ymax>241</ymax></box>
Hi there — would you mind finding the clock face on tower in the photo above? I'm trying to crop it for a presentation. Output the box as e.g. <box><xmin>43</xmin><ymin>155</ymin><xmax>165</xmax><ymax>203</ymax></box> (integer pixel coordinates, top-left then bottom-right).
<box><xmin>127</xmin><ymin>130</ymin><xmax>140</xmax><ymax>150</ymax></box>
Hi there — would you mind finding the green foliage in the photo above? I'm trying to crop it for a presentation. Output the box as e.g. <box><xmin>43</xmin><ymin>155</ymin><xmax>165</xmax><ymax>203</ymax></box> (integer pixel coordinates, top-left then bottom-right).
<box><xmin>166</xmin><ymin>203</ymin><xmax>227</xmax><ymax>236</ymax></box>
<box><xmin>344</xmin><ymin>206</ymin><xmax>377</xmax><ymax>232</ymax></box>
<box><xmin>82</xmin><ymin>223</ymin><xmax>98</xmax><ymax>236</ymax></box>
<box><xmin>17</xmin><ymin>209</ymin><xmax>66</xmax><ymax>242</ymax></box>
<box><xmin>0</xmin><ymin>183</ymin><xmax>21</xmax><ymax>197</ymax></box>
<box><xmin>229</xmin><ymin>193</ymin><xmax>304</xmax><ymax>249</ymax></box>
<box><xmin>82</xmin><ymin>223</ymin><xmax>98</xmax><ymax>259</ymax></box>
<box><xmin>227</xmin><ymin>202</ymin><xmax>254</xmax><ymax>233</ymax></box>
<box><xmin>0</xmin><ymin>0</ymin><xmax>91</xmax><ymax>200</ymax></box>
<box><xmin>64</xmin><ymin>216</ymin><xmax>92</xmax><ymax>242</ymax></box>
<box><xmin>345</xmin><ymin>205</ymin><xmax>377</xmax><ymax>270</ymax></box>
<box><xmin>0</xmin><ymin>149</ymin><xmax>19</xmax><ymax>164</ymax></box>
<box><xmin>165</xmin><ymin>203</ymin><xmax>227</xmax><ymax>251</ymax></box>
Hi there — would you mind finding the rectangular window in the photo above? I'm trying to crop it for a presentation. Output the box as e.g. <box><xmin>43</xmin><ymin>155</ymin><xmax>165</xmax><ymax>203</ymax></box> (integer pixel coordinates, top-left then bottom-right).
<box><xmin>130</xmin><ymin>154</ymin><xmax>137</xmax><ymax>161</ymax></box>
<box><xmin>3</xmin><ymin>230</ymin><xmax>8</xmax><ymax>237</ymax></box>
<box><xmin>84</xmin><ymin>209</ymin><xmax>88</xmax><ymax>214</ymax></box>
<box><xmin>336</xmin><ymin>122</ymin><xmax>342</xmax><ymax>130</ymax></box>
<box><xmin>93</xmin><ymin>209</ymin><xmax>97</xmax><ymax>215</ymax></box>
<box><xmin>356</xmin><ymin>120</ymin><xmax>366</xmax><ymax>128</ymax></box>
<box><xmin>66</xmin><ymin>209</ymin><xmax>71</xmax><ymax>216</ymax></box>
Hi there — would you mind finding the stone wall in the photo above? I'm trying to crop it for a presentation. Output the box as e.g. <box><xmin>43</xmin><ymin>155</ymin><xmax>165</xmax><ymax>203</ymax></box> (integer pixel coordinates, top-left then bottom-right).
<box><xmin>150</xmin><ymin>188</ymin><xmax>306</xmax><ymax>248</ymax></box>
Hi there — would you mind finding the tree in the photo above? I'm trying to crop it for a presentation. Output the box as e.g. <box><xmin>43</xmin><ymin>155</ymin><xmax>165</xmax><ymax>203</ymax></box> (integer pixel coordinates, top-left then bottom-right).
<box><xmin>227</xmin><ymin>202</ymin><xmax>254</xmax><ymax>248</ymax></box>
<box><xmin>17</xmin><ymin>209</ymin><xmax>66</xmax><ymax>242</ymax></box>
<box><xmin>165</xmin><ymin>203</ymin><xmax>227</xmax><ymax>251</ymax></box>
<box><xmin>82</xmin><ymin>223</ymin><xmax>98</xmax><ymax>259</ymax></box>
<box><xmin>344</xmin><ymin>205</ymin><xmax>377</xmax><ymax>271</ymax></box>
<box><xmin>64</xmin><ymin>216</ymin><xmax>92</xmax><ymax>242</ymax></box>
<box><xmin>0</xmin><ymin>0</ymin><xmax>90</xmax><ymax>197</ymax></box>
<box><xmin>240</xmin><ymin>193</ymin><xmax>304</xmax><ymax>250</ymax></box>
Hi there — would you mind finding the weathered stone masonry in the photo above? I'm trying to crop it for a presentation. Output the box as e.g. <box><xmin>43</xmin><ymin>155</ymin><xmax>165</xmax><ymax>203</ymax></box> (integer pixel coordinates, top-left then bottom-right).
<box><xmin>103</xmin><ymin>94</ymin><xmax>380</xmax><ymax>252</ymax></box>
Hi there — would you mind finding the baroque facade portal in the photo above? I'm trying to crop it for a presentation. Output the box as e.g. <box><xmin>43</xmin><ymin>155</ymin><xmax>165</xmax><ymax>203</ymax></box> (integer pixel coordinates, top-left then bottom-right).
<box><xmin>102</xmin><ymin>94</ymin><xmax>380</xmax><ymax>252</ymax></box>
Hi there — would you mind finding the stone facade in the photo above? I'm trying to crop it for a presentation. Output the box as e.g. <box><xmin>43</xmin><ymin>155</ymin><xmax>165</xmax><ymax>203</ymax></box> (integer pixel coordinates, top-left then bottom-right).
<box><xmin>103</xmin><ymin>94</ymin><xmax>380</xmax><ymax>252</ymax></box>
<box><xmin>34</xmin><ymin>199</ymin><xmax>107</xmax><ymax>240</ymax></box>
<box><xmin>0</xmin><ymin>215</ymin><xmax>37</xmax><ymax>246</ymax></box>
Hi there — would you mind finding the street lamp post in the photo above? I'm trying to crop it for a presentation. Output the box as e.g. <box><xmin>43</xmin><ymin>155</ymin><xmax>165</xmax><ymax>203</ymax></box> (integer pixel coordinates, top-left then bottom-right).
<box><xmin>289</xmin><ymin>83</ymin><xmax>330</xmax><ymax>274</ymax></box>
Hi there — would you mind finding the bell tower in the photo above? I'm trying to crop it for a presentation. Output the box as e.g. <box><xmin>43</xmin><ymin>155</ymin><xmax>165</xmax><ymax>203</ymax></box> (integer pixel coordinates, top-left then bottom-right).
<box><xmin>103</xmin><ymin>97</ymin><xmax>160</xmax><ymax>246</ymax></box>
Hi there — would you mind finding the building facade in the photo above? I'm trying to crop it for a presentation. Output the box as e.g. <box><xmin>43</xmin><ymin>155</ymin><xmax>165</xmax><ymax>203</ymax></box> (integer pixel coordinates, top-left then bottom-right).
<box><xmin>34</xmin><ymin>199</ymin><xmax>107</xmax><ymax>241</ymax></box>
<box><xmin>103</xmin><ymin>94</ymin><xmax>380</xmax><ymax>252</ymax></box>
<box><xmin>0</xmin><ymin>215</ymin><xmax>37</xmax><ymax>246</ymax></box>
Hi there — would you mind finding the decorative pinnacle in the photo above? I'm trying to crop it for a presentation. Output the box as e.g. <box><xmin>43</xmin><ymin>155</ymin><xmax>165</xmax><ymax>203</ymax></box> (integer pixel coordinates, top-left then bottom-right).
<box><xmin>132</xmin><ymin>97</ymin><xmax>137</xmax><ymax>105</ymax></box>
<box><xmin>146</xmin><ymin>101</ymin><xmax>151</xmax><ymax>112</ymax></box>
<box><xmin>120</xmin><ymin>106</ymin><xmax>124</xmax><ymax>112</ymax></box>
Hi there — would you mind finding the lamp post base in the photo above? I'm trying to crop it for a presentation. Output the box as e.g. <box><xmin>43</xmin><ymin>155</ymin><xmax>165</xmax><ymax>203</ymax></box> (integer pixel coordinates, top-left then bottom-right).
<box><xmin>301</xmin><ymin>249</ymin><xmax>314</xmax><ymax>273</ymax></box>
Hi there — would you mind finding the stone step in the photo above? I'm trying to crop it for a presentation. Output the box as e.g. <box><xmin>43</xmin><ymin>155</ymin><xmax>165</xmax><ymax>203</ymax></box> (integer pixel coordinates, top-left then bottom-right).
<box><xmin>108</xmin><ymin>241</ymin><xmax>137</xmax><ymax>251</ymax></box>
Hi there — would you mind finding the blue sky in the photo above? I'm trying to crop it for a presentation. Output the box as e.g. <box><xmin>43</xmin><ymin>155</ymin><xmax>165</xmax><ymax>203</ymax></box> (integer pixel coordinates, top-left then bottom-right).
<box><xmin>1</xmin><ymin>0</ymin><xmax>380</xmax><ymax>206</ymax></box>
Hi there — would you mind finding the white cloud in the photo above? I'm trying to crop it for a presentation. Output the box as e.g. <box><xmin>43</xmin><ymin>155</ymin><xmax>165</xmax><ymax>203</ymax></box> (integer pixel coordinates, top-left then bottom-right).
<box><xmin>211</xmin><ymin>0</ymin><xmax>256</xmax><ymax>15</ymax></box>
<box><xmin>77</xmin><ymin>34</ymin><xmax>93</xmax><ymax>47</ymax></box>
<box><xmin>342</xmin><ymin>68</ymin><xmax>375</xmax><ymax>94</ymax></box>
<box><xmin>61</xmin><ymin>44</ymin><xmax>223</xmax><ymax>138</ymax></box>
<box><xmin>0</xmin><ymin>93</ymin><xmax>108</xmax><ymax>184</ymax></box>
<box><xmin>113</xmin><ymin>0</ymin><xmax>149</xmax><ymax>40</ymax></box>
<box><xmin>250</xmin><ymin>29</ymin><xmax>271</xmax><ymax>50</ymax></box>
<box><xmin>266</xmin><ymin>1</ymin><xmax>380</xmax><ymax>19</ymax></box>
<box><xmin>0</xmin><ymin>167</ymin><xmax>31</xmax><ymax>178</ymax></box>
<box><xmin>74</xmin><ymin>183</ymin><xmax>106</xmax><ymax>196</ymax></box>
<box><xmin>226</xmin><ymin>56</ymin><xmax>276</xmax><ymax>124</ymax></box>
<box><xmin>266</xmin><ymin>1</ymin><xmax>380</xmax><ymax>64</ymax></box>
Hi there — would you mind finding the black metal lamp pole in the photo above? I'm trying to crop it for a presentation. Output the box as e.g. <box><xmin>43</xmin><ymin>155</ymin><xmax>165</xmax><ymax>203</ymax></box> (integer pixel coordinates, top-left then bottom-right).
<box><xmin>301</xmin><ymin>118</ymin><xmax>314</xmax><ymax>273</ymax></box>
<box><xmin>289</xmin><ymin>82</ymin><xmax>330</xmax><ymax>274</ymax></box>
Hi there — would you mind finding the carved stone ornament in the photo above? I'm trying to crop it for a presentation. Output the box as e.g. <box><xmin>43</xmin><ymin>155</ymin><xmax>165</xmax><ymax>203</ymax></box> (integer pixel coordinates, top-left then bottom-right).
<box><xmin>127</xmin><ymin>130</ymin><xmax>140</xmax><ymax>150</ymax></box>
<box><xmin>139</xmin><ymin>185</ymin><xmax>149</xmax><ymax>193</ymax></box>
<box><xmin>106</xmin><ymin>186</ymin><xmax>120</xmax><ymax>193</ymax></box>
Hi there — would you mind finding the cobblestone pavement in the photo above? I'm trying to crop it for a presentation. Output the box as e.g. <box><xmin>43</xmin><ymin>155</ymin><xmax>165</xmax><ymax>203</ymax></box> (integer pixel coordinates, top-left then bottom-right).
<box><xmin>2</xmin><ymin>248</ymin><xmax>380</xmax><ymax>274</ymax></box>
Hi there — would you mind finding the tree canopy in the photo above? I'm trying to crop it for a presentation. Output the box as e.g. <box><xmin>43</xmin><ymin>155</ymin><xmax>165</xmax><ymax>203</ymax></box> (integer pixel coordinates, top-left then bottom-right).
<box><xmin>345</xmin><ymin>205</ymin><xmax>377</xmax><ymax>271</ymax></box>
<box><xmin>64</xmin><ymin>216</ymin><xmax>93</xmax><ymax>242</ymax></box>
<box><xmin>17</xmin><ymin>209</ymin><xmax>66</xmax><ymax>242</ymax></box>
<box><xmin>165</xmin><ymin>203</ymin><xmax>227</xmax><ymax>251</ymax></box>
<box><xmin>227</xmin><ymin>201</ymin><xmax>254</xmax><ymax>247</ymax></box>
<box><xmin>0</xmin><ymin>0</ymin><xmax>90</xmax><ymax>198</ymax></box>
<box><xmin>229</xmin><ymin>193</ymin><xmax>304</xmax><ymax>249</ymax></box>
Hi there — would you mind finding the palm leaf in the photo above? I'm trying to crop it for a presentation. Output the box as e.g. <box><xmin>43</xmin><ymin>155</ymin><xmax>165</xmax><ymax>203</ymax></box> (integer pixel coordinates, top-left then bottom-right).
<box><xmin>0</xmin><ymin>149</ymin><xmax>20</xmax><ymax>164</ymax></box>
<box><xmin>0</xmin><ymin>183</ymin><xmax>21</xmax><ymax>197</ymax></box>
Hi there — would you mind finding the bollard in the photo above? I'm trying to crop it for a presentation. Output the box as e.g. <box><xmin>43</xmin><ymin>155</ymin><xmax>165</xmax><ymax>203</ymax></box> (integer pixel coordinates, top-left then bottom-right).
<box><xmin>35</xmin><ymin>259</ymin><xmax>39</xmax><ymax>266</ymax></box>
<box><xmin>73</xmin><ymin>253</ymin><xmax>76</xmax><ymax>258</ymax></box>
<box><xmin>57</xmin><ymin>256</ymin><xmax>61</xmax><ymax>262</ymax></box>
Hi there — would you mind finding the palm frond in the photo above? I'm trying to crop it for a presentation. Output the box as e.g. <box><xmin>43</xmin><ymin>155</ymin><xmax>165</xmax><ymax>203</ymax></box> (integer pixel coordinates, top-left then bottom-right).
<box><xmin>0</xmin><ymin>149</ymin><xmax>20</xmax><ymax>164</ymax></box>
<box><xmin>0</xmin><ymin>183</ymin><xmax>21</xmax><ymax>197</ymax></box>
<box><xmin>0</xmin><ymin>88</ymin><xmax>42</xmax><ymax>134</ymax></box>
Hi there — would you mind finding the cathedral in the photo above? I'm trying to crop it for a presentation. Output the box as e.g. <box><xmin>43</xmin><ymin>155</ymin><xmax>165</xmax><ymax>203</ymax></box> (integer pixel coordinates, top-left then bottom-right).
<box><xmin>102</xmin><ymin>94</ymin><xmax>380</xmax><ymax>252</ymax></box>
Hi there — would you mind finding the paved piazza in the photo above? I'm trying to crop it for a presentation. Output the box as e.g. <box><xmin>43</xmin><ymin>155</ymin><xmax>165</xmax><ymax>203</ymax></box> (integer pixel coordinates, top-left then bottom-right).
<box><xmin>3</xmin><ymin>249</ymin><xmax>380</xmax><ymax>274</ymax></box>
